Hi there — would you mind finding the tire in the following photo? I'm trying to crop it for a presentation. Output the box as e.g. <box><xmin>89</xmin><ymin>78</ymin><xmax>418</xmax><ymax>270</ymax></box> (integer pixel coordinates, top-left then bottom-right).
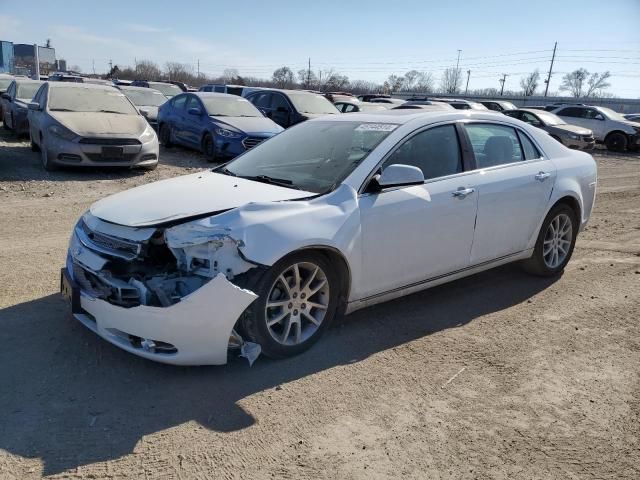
<box><xmin>605</xmin><ymin>132</ymin><xmax>628</xmax><ymax>152</ymax></box>
<box><xmin>523</xmin><ymin>204</ymin><xmax>578</xmax><ymax>276</ymax></box>
<box><xmin>30</xmin><ymin>134</ymin><xmax>40</xmax><ymax>152</ymax></box>
<box><xmin>203</xmin><ymin>133</ymin><xmax>217</xmax><ymax>163</ymax></box>
<box><xmin>159</xmin><ymin>123</ymin><xmax>173</xmax><ymax>147</ymax></box>
<box><xmin>40</xmin><ymin>143</ymin><xmax>57</xmax><ymax>172</ymax></box>
<box><xmin>241</xmin><ymin>251</ymin><xmax>340</xmax><ymax>359</ymax></box>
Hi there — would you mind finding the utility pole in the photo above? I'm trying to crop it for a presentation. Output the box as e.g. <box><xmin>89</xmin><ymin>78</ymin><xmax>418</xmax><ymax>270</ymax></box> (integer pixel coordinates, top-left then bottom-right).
<box><xmin>34</xmin><ymin>43</ymin><xmax>40</xmax><ymax>80</ymax></box>
<box><xmin>92</xmin><ymin>58</ymin><xmax>96</xmax><ymax>75</ymax></box>
<box><xmin>108</xmin><ymin>59</ymin><xmax>113</xmax><ymax>74</ymax></box>
<box><xmin>465</xmin><ymin>70</ymin><xmax>471</xmax><ymax>95</ymax></box>
<box><xmin>455</xmin><ymin>49</ymin><xmax>462</xmax><ymax>93</ymax></box>
<box><xmin>544</xmin><ymin>41</ymin><xmax>557</xmax><ymax>97</ymax></box>
<box><xmin>307</xmin><ymin>57</ymin><xmax>311</xmax><ymax>88</ymax></box>
<box><xmin>197</xmin><ymin>59</ymin><xmax>200</xmax><ymax>77</ymax></box>
<box><xmin>499</xmin><ymin>74</ymin><xmax>508</xmax><ymax>96</ymax></box>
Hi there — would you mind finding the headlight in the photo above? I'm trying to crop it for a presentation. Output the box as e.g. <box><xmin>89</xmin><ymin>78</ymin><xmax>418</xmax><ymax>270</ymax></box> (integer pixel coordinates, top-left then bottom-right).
<box><xmin>140</xmin><ymin>125</ymin><xmax>156</xmax><ymax>143</ymax></box>
<box><xmin>215</xmin><ymin>128</ymin><xmax>241</xmax><ymax>138</ymax></box>
<box><xmin>48</xmin><ymin>124</ymin><xmax>77</xmax><ymax>141</ymax></box>
<box><xmin>568</xmin><ymin>133</ymin><xmax>580</xmax><ymax>140</ymax></box>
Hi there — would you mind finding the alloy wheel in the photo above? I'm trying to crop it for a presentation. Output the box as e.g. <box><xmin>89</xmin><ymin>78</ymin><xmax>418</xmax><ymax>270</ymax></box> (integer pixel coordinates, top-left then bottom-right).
<box><xmin>543</xmin><ymin>213</ymin><xmax>573</xmax><ymax>269</ymax></box>
<box><xmin>264</xmin><ymin>262</ymin><xmax>330</xmax><ymax>346</ymax></box>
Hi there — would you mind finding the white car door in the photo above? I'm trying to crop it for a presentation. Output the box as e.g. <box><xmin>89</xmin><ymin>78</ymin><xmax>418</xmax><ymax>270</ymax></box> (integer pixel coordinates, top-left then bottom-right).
<box><xmin>358</xmin><ymin>123</ymin><xmax>478</xmax><ymax>298</ymax></box>
<box><xmin>462</xmin><ymin>123</ymin><xmax>556</xmax><ymax>264</ymax></box>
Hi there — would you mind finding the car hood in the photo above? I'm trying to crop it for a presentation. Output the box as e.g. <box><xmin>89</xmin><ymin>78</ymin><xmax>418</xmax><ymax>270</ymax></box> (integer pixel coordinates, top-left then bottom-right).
<box><xmin>50</xmin><ymin>112</ymin><xmax>147</xmax><ymax>137</ymax></box>
<box><xmin>138</xmin><ymin>106</ymin><xmax>159</xmax><ymax>121</ymax></box>
<box><xmin>90</xmin><ymin>170</ymin><xmax>314</xmax><ymax>227</ymax></box>
<box><xmin>214</xmin><ymin>116</ymin><xmax>283</xmax><ymax>135</ymax></box>
<box><xmin>549</xmin><ymin>124</ymin><xmax>592</xmax><ymax>135</ymax></box>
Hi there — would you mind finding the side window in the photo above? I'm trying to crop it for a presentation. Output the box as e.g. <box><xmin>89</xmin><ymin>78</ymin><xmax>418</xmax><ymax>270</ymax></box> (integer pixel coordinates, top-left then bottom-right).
<box><xmin>185</xmin><ymin>96</ymin><xmax>201</xmax><ymax>111</ymax></box>
<box><xmin>271</xmin><ymin>94</ymin><xmax>290</xmax><ymax>111</ymax></box>
<box><xmin>344</xmin><ymin>104</ymin><xmax>356</xmax><ymax>113</ymax></box>
<box><xmin>486</xmin><ymin>103</ymin><xmax>500</xmax><ymax>111</ymax></box>
<box><xmin>521</xmin><ymin>112</ymin><xmax>542</xmax><ymax>126</ymax></box>
<box><xmin>584</xmin><ymin>109</ymin><xmax>604</xmax><ymax>120</ymax></box>
<box><xmin>202</xmin><ymin>86</ymin><xmax>211</xmax><ymax>92</ymax></box>
<box><xmin>464</xmin><ymin>124</ymin><xmax>524</xmax><ymax>168</ymax></box>
<box><xmin>557</xmin><ymin>107</ymin><xmax>581</xmax><ymax>118</ymax></box>
<box><xmin>213</xmin><ymin>86</ymin><xmax>225</xmax><ymax>93</ymax></box>
<box><xmin>250</xmin><ymin>93</ymin><xmax>271</xmax><ymax>109</ymax></box>
<box><xmin>334</xmin><ymin>103</ymin><xmax>345</xmax><ymax>112</ymax></box>
<box><xmin>517</xmin><ymin>130</ymin><xmax>541</xmax><ymax>160</ymax></box>
<box><xmin>7</xmin><ymin>82</ymin><xmax>15</xmax><ymax>98</ymax></box>
<box><xmin>503</xmin><ymin>111</ymin><xmax>521</xmax><ymax>120</ymax></box>
<box><xmin>382</xmin><ymin>124</ymin><xmax>462</xmax><ymax>181</ymax></box>
<box><xmin>172</xmin><ymin>95</ymin><xmax>187</xmax><ymax>111</ymax></box>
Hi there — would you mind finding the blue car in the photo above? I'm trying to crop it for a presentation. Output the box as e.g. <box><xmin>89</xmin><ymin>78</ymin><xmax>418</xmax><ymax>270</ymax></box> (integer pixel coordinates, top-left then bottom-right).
<box><xmin>157</xmin><ymin>92</ymin><xmax>283</xmax><ymax>162</ymax></box>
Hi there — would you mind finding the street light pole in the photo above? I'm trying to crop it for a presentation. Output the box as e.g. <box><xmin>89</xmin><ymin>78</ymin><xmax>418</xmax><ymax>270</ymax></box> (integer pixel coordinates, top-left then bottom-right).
<box><xmin>465</xmin><ymin>70</ymin><xmax>471</xmax><ymax>95</ymax></box>
<box><xmin>455</xmin><ymin>49</ymin><xmax>462</xmax><ymax>92</ymax></box>
<box><xmin>499</xmin><ymin>73</ymin><xmax>508</xmax><ymax>96</ymax></box>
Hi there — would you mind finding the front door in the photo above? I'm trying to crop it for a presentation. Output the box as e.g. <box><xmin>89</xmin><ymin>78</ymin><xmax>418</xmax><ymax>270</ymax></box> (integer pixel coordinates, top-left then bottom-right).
<box><xmin>462</xmin><ymin>122</ymin><xmax>556</xmax><ymax>264</ymax></box>
<box><xmin>358</xmin><ymin>123</ymin><xmax>478</xmax><ymax>298</ymax></box>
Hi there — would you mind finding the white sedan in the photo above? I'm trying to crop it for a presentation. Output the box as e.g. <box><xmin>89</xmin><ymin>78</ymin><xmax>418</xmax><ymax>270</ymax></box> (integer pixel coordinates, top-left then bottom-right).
<box><xmin>61</xmin><ymin>110</ymin><xmax>597</xmax><ymax>365</ymax></box>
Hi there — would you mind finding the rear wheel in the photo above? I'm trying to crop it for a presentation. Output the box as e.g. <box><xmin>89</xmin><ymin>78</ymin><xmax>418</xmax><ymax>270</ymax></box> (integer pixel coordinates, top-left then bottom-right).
<box><xmin>241</xmin><ymin>252</ymin><xmax>340</xmax><ymax>359</ymax></box>
<box><xmin>605</xmin><ymin>132</ymin><xmax>628</xmax><ymax>152</ymax></box>
<box><xmin>159</xmin><ymin>124</ymin><xmax>173</xmax><ymax>147</ymax></box>
<box><xmin>523</xmin><ymin>204</ymin><xmax>577</xmax><ymax>276</ymax></box>
<box><xmin>203</xmin><ymin>133</ymin><xmax>217</xmax><ymax>163</ymax></box>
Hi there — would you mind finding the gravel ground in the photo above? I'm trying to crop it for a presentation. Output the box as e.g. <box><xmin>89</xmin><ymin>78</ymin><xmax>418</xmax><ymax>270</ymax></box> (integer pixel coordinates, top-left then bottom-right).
<box><xmin>0</xmin><ymin>127</ymin><xmax>639</xmax><ymax>479</ymax></box>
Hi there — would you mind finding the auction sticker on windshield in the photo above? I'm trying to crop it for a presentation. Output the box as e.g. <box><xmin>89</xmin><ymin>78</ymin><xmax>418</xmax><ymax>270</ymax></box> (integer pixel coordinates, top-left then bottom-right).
<box><xmin>355</xmin><ymin>123</ymin><xmax>399</xmax><ymax>132</ymax></box>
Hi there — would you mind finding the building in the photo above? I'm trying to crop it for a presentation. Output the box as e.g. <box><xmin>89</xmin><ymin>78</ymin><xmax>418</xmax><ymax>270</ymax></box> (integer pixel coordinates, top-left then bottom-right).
<box><xmin>56</xmin><ymin>59</ymin><xmax>67</xmax><ymax>72</ymax></box>
<box><xmin>0</xmin><ymin>40</ymin><xmax>14</xmax><ymax>74</ymax></box>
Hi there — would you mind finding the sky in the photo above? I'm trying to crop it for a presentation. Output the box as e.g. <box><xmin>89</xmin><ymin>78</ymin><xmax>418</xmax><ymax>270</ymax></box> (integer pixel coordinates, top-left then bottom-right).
<box><xmin>1</xmin><ymin>0</ymin><xmax>639</xmax><ymax>97</ymax></box>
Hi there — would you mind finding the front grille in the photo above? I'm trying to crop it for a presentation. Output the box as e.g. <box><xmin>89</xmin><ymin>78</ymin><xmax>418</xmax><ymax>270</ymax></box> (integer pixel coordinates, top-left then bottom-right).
<box><xmin>85</xmin><ymin>153</ymin><xmax>137</xmax><ymax>162</ymax></box>
<box><xmin>242</xmin><ymin>136</ymin><xmax>266</xmax><ymax>149</ymax></box>
<box><xmin>79</xmin><ymin>138</ymin><xmax>141</xmax><ymax>145</ymax></box>
<box><xmin>80</xmin><ymin>221</ymin><xmax>140</xmax><ymax>258</ymax></box>
<box><xmin>583</xmin><ymin>135</ymin><xmax>594</xmax><ymax>141</ymax></box>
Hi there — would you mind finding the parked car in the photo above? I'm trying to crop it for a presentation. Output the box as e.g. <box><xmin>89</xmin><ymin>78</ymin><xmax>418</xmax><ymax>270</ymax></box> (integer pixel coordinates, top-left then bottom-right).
<box><xmin>431</xmin><ymin>98</ymin><xmax>488</xmax><ymax>110</ymax></box>
<box><xmin>0</xmin><ymin>74</ymin><xmax>14</xmax><ymax>121</ymax></box>
<box><xmin>48</xmin><ymin>73</ymin><xmax>84</xmax><ymax>83</ymax></box>
<box><xmin>157</xmin><ymin>92</ymin><xmax>283</xmax><ymax>161</ymax></box>
<box><xmin>245</xmin><ymin>89</ymin><xmax>339</xmax><ymax>128</ymax></box>
<box><xmin>325</xmin><ymin>91</ymin><xmax>357</xmax><ymax>103</ymax></box>
<box><xmin>551</xmin><ymin>105</ymin><xmax>640</xmax><ymax>151</ymax></box>
<box><xmin>503</xmin><ymin>108</ymin><xmax>595</xmax><ymax>150</ymax></box>
<box><xmin>169</xmin><ymin>81</ymin><xmax>193</xmax><ymax>92</ymax></box>
<box><xmin>117</xmin><ymin>85</ymin><xmax>168</xmax><ymax>130</ymax></box>
<box><xmin>1</xmin><ymin>79</ymin><xmax>44</xmax><ymax>135</ymax></box>
<box><xmin>130</xmin><ymin>80</ymin><xmax>183</xmax><ymax>98</ymax></box>
<box><xmin>391</xmin><ymin>102</ymin><xmax>455</xmax><ymax>111</ymax></box>
<box><xmin>28</xmin><ymin>83</ymin><xmax>159</xmax><ymax>171</ymax></box>
<box><xmin>623</xmin><ymin>113</ymin><xmax>640</xmax><ymax>122</ymax></box>
<box><xmin>357</xmin><ymin>94</ymin><xmax>390</xmax><ymax>102</ymax></box>
<box><xmin>60</xmin><ymin>110</ymin><xmax>596</xmax><ymax>365</ymax></box>
<box><xmin>479</xmin><ymin>100</ymin><xmax>517</xmax><ymax>112</ymax></box>
<box><xmin>198</xmin><ymin>84</ymin><xmax>246</xmax><ymax>96</ymax></box>
<box><xmin>368</xmin><ymin>97</ymin><xmax>406</xmax><ymax>106</ymax></box>
<box><xmin>334</xmin><ymin>100</ymin><xmax>388</xmax><ymax>113</ymax></box>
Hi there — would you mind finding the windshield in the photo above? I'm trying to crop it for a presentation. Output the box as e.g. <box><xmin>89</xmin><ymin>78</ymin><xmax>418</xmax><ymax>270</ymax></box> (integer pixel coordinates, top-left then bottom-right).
<box><xmin>287</xmin><ymin>92</ymin><xmax>339</xmax><ymax>115</ymax></box>
<box><xmin>535</xmin><ymin>111</ymin><xmax>565</xmax><ymax>126</ymax></box>
<box><xmin>16</xmin><ymin>83</ymin><xmax>43</xmax><ymax>100</ymax></box>
<box><xmin>49</xmin><ymin>87</ymin><xmax>139</xmax><ymax>114</ymax></box>
<box><xmin>501</xmin><ymin>102</ymin><xmax>517</xmax><ymax>110</ymax></box>
<box><xmin>149</xmin><ymin>83</ymin><xmax>182</xmax><ymax>97</ymax></box>
<box><xmin>201</xmin><ymin>96</ymin><xmax>262</xmax><ymax>117</ymax></box>
<box><xmin>223</xmin><ymin>120</ymin><xmax>397</xmax><ymax>193</ymax></box>
<box><xmin>123</xmin><ymin>89</ymin><xmax>167</xmax><ymax>107</ymax></box>
<box><xmin>598</xmin><ymin>107</ymin><xmax>628</xmax><ymax>122</ymax></box>
<box><xmin>0</xmin><ymin>78</ymin><xmax>13</xmax><ymax>90</ymax></box>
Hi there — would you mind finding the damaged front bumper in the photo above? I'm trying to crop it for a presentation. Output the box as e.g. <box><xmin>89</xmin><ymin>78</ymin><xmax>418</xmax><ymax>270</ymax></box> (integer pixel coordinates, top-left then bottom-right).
<box><xmin>62</xmin><ymin>213</ymin><xmax>260</xmax><ymax>366</ymax></box>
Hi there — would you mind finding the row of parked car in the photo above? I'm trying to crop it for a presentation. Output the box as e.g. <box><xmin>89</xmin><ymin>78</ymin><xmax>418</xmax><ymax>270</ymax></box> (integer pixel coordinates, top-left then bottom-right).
<box><xmin>1</xmin><ymin>72</ymin><xmax>639</xmax><ymax>172</ymax></box>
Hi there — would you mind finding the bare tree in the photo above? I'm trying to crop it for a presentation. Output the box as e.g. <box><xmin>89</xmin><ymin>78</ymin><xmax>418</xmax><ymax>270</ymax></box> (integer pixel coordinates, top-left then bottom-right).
<box><xmin>164</xmin><ymin>62</ymin><xmax>194</xmax><ymax>83</ymax></box>
<box><xmin>316</xmin><ymin>69</ymin><xmax>349</xmax><ymax>91</ymax></box>
<box><xmin>386</xmin><ymin>74</ymin><xmax>405</xmax><ymax>92</ymax></box>
<box><xmin>135</xmin><ymin>60</ymin><xmax>161</xmax><ymax>80</ymax></box>
<box><xmin>585</xmin><ymin>71</ymin><xmax>611</xmax><ymax>97</ymax></box>
<box><xmin>440</xmin><ymin>68</ymin><xmax>462</xmax><ymax>94</ymax></box>
<box><xmin>414</xmin><ymin>71</ymin><xmax>435</xmax><ymax>93</ymax></box>
<box><xmin>297</xmin><ymin>68</ymin><xmax>317</xmax><ymax>88</ymax></box>
<box><xmin>272</xmin><ymin>66</ymin><xmax>295</xmax><ymax>88</ymax></box>
<box><xmin>222</xmin><ymin>68</ymin><xmax>240</xmax><ymax>84</ymax></box>
<box><xmin>520</xmin><ymin>69</ymin><xmax>540</xmax><ymax>96</ymax></box>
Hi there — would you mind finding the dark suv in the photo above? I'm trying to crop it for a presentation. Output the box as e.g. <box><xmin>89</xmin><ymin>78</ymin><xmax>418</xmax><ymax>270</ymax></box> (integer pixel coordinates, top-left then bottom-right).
<box><xmin>245</xmin><ymin>89</ymin><xmax>339</xmax><ymax>128</ymax></box>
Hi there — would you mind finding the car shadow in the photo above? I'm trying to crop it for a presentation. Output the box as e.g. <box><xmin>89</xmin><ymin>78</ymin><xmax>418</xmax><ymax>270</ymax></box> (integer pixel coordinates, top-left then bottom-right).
<box><xmin>0</xmin><ymin>263</ymin><xmax>558</xmax><ymax>475</ymax></box>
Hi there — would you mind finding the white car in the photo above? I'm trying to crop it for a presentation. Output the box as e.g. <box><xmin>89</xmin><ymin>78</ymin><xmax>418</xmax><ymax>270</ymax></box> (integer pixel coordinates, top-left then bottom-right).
<box><xmin>61</xmin><ymin>111</ymin><xmax>597</xmax><ymax>365</ymax></box>
<box><xmin>551</xmin><ymin>105</ymin><xmax>640</xmax><ymax>152</ymax></box>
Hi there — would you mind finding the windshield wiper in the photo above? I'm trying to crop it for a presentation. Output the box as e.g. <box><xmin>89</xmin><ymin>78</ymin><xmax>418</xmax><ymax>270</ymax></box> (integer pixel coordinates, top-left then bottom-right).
<box><xmin>98</xmin><ymin>109</ymin><xmax>125</xmax><ymax>114</ymax></box>
<box><xmin>241</xmin><ymin>174</ymin><xmax>302</xmax><ymax>190</ymax></box>
<box><xmin>50</xmin><ymin>108</ymin><xmax>73</xmax><ymax>112</ymax></box>
<box><xmin>215</xmin><ymin>166</ymin><xmax>237</xmax><ymax>177</ymax></box>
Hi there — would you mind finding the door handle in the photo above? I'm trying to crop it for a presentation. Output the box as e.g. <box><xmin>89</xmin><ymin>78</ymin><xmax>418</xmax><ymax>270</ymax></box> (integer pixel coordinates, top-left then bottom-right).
<box><xmin>452</xmin><ymin>187</ymin><xmax>475</xmax><ymax>198</ymax></box>
<box><xmin>535</xmin><ymin>171</ymin><xmax>551</xmax><ymax>182</ymax></box>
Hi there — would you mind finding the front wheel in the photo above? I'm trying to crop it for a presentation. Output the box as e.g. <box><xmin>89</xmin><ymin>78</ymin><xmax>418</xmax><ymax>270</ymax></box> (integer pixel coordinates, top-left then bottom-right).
<box><xmin>523</xmin><ymin>204</ymin><xmax>577</xmax><ymax>276</ymax></box>
<box><xmin>41</xmin><ymin>143</ymin><xmax>57</xmax><ymax>171</ymax></box>
<box><xmin>605</xmin><ymin>132</ymin><xmax>628</xmax><ymax>152</ymax></box>
<box><xmin>159</xmin><ymin>124</ymin><xmax>173</xmax><ymax>147</ymax></box>
<box><xmin>203</xmin><ymin>133</ymin><xmax>217</xmax><ymax>163</ymax></box>
<box><xmin>241</xmin><ymin>252</ymin><xmax>340</xmax><ymax>359</ymax></box>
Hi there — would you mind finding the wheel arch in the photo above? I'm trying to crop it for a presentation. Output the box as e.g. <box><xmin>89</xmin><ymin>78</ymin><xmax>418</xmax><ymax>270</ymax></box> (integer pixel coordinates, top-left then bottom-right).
<box><xmin>604</xmin><ymin>129</ymin><xmax>629</xmax><ymax>141</ymax></box>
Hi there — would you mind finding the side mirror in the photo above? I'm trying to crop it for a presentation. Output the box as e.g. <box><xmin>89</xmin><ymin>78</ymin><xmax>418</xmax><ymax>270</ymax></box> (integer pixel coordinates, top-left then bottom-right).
<box><xmin>187</xmin><ymin>107</ymin><xmax>202</xmax><ymax>116</ymax></box>
<box><xmin>369</xmin><ymin>164</ymin><xmax>424</xmax><ymax>191</ymax></box>
<box><xmin>139</xmin><ymin>107</ymin><xmax>150</xmax><ymax>117</ymax></box>
<box><xmin>28</xmin><ymin>102</ymin><xmax>41</xmax><ymax>111</ymax></box>
<box><xmin>595</xmin><ymin>114</ymin><xmax>604</xmax><ymax>121</ymax></box>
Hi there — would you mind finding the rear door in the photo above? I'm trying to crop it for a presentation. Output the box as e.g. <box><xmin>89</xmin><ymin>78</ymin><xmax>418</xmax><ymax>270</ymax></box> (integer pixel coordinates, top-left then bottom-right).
<box><xmin>248</xmin><ymin>92</ymin><xmax>272</xmax><ymax>118</ymax></box>
<box><xmin>462</xmin><ymin>122</ymin><xmax>556</xmax><ymax>264</ymax></box>
<box><xmin>169</xmin><ymin>95</ymin><xmax>188</xmax><ymax>145</ymax></box>
<box><xmin>182</xmin><ymin>95</ymin><xmax>205</xmax><ymax>146</ymax></box>
<box><xmin>270</xmin><ymin>93</ymin><xmax>293</xmax><ymax>127</ymax></box>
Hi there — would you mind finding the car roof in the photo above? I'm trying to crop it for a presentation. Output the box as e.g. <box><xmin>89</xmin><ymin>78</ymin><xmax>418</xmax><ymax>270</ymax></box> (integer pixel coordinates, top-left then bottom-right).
<box><xmin>118</xmin><ymin>85</ymin><xmax>164</xmax><ymax>93</ymax></box>
<box><xmin>48</xmin><ymin>82</ymin><xmax>117</xmax><ymax>91</ymax></box>
<box><xmin>247</xmin><ymin>88</ymin><xmax>323</xmax><ymax>96</ymax></box>
<box><xmin>307</xmin><ymin>109</ymin><xmax>509</xmax><ymax>126</ymax></box>
<box><xmin>12</xmin><ymin>79</ymin><xmax>44</xmax><ymax>84</ymax></box>
<box><xmin>191</xmin><ymin>92</ymin><xmax>247</xmax><ymax>99</ymax></box>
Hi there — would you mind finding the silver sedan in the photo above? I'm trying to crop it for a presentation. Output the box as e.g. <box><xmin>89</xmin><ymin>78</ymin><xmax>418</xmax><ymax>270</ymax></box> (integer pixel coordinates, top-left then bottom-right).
<box><xmin>28</xmin><ymin>83</ymin><xmax>159</xmax><ymax>171</ymax></box>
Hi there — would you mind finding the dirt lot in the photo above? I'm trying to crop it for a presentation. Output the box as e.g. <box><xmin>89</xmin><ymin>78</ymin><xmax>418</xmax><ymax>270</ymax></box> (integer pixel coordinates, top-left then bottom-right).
<box><xmin>0</xmin><ymin>127</ymin><xmax>639</xmax><ymax>480</ymax></box>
